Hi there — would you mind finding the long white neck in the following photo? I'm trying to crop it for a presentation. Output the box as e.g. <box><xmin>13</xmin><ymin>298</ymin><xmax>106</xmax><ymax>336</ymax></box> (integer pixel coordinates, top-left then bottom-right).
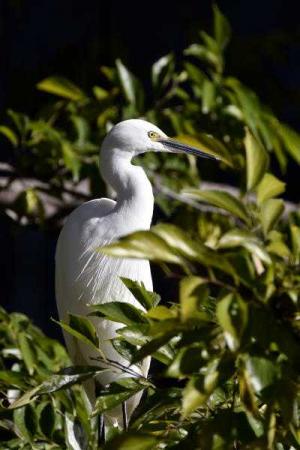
<box><xmin>100</xmin><ymin>147</ymin><xmax>154</xmax><ymax>230</ymax></box>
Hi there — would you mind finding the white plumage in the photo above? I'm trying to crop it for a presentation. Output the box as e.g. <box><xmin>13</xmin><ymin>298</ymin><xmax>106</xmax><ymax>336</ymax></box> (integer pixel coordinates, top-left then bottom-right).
<box><xmin>55</xmin><ymin>119</ymin><xmax>217</xmax><ymax>427</ymax></box>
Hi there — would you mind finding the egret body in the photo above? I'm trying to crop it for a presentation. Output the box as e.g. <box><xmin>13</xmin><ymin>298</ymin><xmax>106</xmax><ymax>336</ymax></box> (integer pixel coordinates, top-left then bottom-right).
<box><xmin>55</xmin><ymin>119</ymin><xmax>217</xmax><ymax>427</ymax></box>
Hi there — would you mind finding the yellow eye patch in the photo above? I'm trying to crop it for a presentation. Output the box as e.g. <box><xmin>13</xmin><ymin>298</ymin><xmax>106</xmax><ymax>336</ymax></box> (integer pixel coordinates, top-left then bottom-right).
<box><xmin>148</xmin><ymin>131</ymin><xmax>160</xmax><ymax>140</ymax></box>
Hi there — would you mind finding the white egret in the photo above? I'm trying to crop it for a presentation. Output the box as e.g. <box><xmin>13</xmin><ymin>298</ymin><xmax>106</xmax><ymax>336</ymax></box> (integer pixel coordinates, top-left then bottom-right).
<box><xmin>55</xmin><ymin>119</ymin><xmax>218</xmax><ymax>429</ymax></box>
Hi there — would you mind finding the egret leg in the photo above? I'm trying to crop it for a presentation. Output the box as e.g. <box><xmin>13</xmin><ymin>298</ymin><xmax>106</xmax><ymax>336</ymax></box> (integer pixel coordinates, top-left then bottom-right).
<box><xmin>95</xmin><ymin>381</ymin><xmax>105</xmax><ymax>443</ymax></box>
<box><xmin>122</xmin><ymin>402</ymin><xmax>128</xmax><ymax>430</ymax></box>
<box><xmin>99</xmin><ymin>414</ymin><xmax>105</xmax><ymax>442</ymax></box>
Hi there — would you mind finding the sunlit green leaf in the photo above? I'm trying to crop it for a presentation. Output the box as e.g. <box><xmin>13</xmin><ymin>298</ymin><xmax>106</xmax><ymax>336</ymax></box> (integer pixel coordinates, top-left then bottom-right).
<box><xmin>37</xmin><ymin>76</ymin><xmax>85</xmax><ymax>101</ymax></box>
<box><xmin>61</xmin><ymin>140</ymin><xmax>81</xmax><ymax>181</ymax></box>
<box><xmin>216</xmin><ymin>293</ymin><xmax>248</xmax><ymax>351</ymax></box>
<box><xmin>0</xmin><ymin>125</ymin><xmax>18</xmax><ymax>147</ymax></box>
<box><xmin>219</xmin><ymin>229</ymin><xmax>271</xmax><ymax>265</ymax></box>
<box><xmin>260</xmin><ymin>199</ymin><xmax>284</xmax><ymax>235</ymax></box>
<box><xmin>202</xmin><ymin>79</ymin><xmax>215</xmax><ymax>113</ymax></box>
<box><xmin>99</xmin><ymin>230</ymin><xmax>183</xmax><ymax>265</ymax></box>
<box><xmin>18</xmin><ymin>333</ymin><xmax>36</xmax><ymax>375</ymax></box>
<box><xmin>183</xmin><ymin>188</ymin><xmax>250</xmax><ymax>224</ymax></box>
<box><xmin>151</xmin><ymin>53</ymin><xmax>174</xmax><ymax>90</ymax></box>
<box><xmin>180</xmin><ymin>276</ymin><xmax>209</xmax><ymax>322</ymax></box>
<box><xmin>256</xmin><ymin>173</ymin><xmax>286</xmax><ymax>204</ymax></box>
<box><xmin>277</xmin><ymin>123</ymin><xmax>300</xmax><ymax>163</ymax></box>
<box><xmin>244</xmin><ymin>128</ymin><xmax>269</xmax><ymax>191</ymax></box>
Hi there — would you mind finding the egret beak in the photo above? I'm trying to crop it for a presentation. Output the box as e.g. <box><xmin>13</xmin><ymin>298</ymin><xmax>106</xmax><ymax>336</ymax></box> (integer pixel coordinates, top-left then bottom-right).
<box><xmin>158</xmin><ymin>137</ymin><xmax>220</xmax><ymax>161</ymax></box>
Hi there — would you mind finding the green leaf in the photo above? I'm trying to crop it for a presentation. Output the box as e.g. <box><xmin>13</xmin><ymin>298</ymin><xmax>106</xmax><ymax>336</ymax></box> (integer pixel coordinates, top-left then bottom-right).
<box><xmin>9</xmin><ymin>366</ymin><xmax>105</xmax><ymax>409</ymax></box>
<box><xmin>65</xmin><ymin>413</ymin><xmax>88</xmax><ymax>450</ymax></box>
<box><xmin>90</xmin><ymin>302</ymin><xmax>147</xmax><ymax>326</ymax></box>
<box><xmin>37</xmin><ymin>76</ymin><xmax>85</xmax><ymax>101</ymax></box>
<box><xmin>202</xmin><ymin>79</ymin><xmax>216</xmax><ymax>113</ymax></box>
<box><xmin>184</xmin><ymin>62</ymin><xmax>206</xmax><ymax>87</ymax></box>
<box><xmin>167</xmin><ymin>345</ymin><xmax>205</xmax><ymax>378</ymax></box>
<box><xmin>93</xmin><ymin>378</ymin><xmax>151</xmax><ymax>416</ymax></box>
<box><xmin>182</xmin><ymin>368</ymin><xmax>218</xmax><ymax>417</ymax></box>
<box><xmin>260</xmin><ymin>199</ymin><xmax>284</xmax><ymax>235</ymax></box>
<box><xmin>61</xmin><ymin>140</ymin><xmax>81</xmax><ymax>181</ymax></box>
<box><xmin>37</xmin><ymin>366</ymin><xmax>105</xmax><ymax>395</ymax></box>
<box><xmin>213</xmin><ymin>4</ymin><xmax>231</xmax><ymax>50</ymax></box>
<box><xmin>244</xmin><ymin>356</ymin><xmax>279</xmax><ymax>393</ymax></box>
<box><xmin>183</xmin><ymin>188</ymin><xmax>250</xmax><ymax>224</ymax></box>
<box><xmin>244</xmin><ymin>128</ymin><xmax>269</xmax><ymax>190</ymax></box>
<box><xmin>112</xmin><ymin>338</ymin><xmax>136</xmax><ymax>362</ymax></box>
<box><xmin>131</xmin><ymin>332</ymin><xmax>176</xmax><ymax>364</ymax></box>
<box><xmin>239</xmin><ymin>367</ymin><xmax>258</xmax><ymax>416</ymax></box>
<box><xmin>93</xmin><ymin>85</ymin><xmax>109</xmax><ymax>101</ymax></box>
<box><xmin>146</xmin><ymin>305</ymin><xmax>176</xmax><ymax>320</ymax></box>
<box><xmin>0</xmin><ymin>125</ymin><xmax>18</xmax><ymax>146</ymax></box>
<box><xmin>184</xmin><ymin>43</ymin><xmax>219</xmax><ymax>67</ymax></box>
<box><xmin>179</xmin><ymin>276</ymin><xmax>209</xmax><ymax>322</ymax></box>
<box><xmin>121</xmin><ymin>278</ymin><xmax>160</xmax><ymax>310</ymax></box>
<box><xmin>116</xmin><ymin>59</ymin><xmax>144</xmax><ymax>112</ymax></box>
<box><xmin>152</xmin><ymin>223</ymin><xmax>235</xmax><ymax>276</ymax></box>
<box><xmin>0</xmin><ymin>370</ymin><xmax>29</xmax><ymax>390</ymax></box>
<box><xmin>151</xmin><ymin>53</ymin><xmax>174</xmax><ymax>90</ymax></box>
<box><xmin>13</xmin><ymin>405</ymin><xmax>37</xmax><ymax>443</ymax></box>
<box><xmin>99</xmin><ymin>230</ymin><xmax>184</xmax><ymax>265</ymax></box>
<box><xmin>18</xmin><ymin>333</ymin><xmax>36</xmax><ymax>375</ymax></box>
<box><xmin>116</xmin><ymin>59</ymin><xmax>136</xmax><ymax>104</ymax></box>
<box><xmin>291</xmin><ymin>225</ymin><xmax>300</xmax><ymax>264</ymax></box>
<box><xmin>52</xmin><ymin>315</ymin><xmax>100</xmax><ymax>353</ymax></box>
<box><xmin>256</xmin><ymin>173</ymin><xmax>286</xmax><ymax>204</ymax></box>
<box><xmin>38</xmin><ymin>402</ymin><xmax>55</xmax><ymax>439</ymax></box>
<box><xmin>219</xmin><ymin>229</ymin><xmax>271</xmax><ymax>265</ymax></box>
<box><xmin>277</xmin><ymin>123</ymin><xmax>300</xmax><ymax>163</ymax></box>
<box><xmin>104</xmin><ymin>432</ymin><xmax>158</xmax><ymax>450</ymax></box>
<box><xmin>216</xmin><ymin>293</ymin><xmax>248</xmax><ymax>351</ymax></box>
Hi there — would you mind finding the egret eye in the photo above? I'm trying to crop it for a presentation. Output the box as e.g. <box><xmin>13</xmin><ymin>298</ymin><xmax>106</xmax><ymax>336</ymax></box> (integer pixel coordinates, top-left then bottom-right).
<box><xmin>148</xmin><ymin>131</ymin><xmax>159</xmax><ymax>140</ymax></box>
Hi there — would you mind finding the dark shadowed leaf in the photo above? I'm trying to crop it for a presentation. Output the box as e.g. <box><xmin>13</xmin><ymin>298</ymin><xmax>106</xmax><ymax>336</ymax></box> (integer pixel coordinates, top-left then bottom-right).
<box><xmin>213</xmin><ymin>4</ymin><xmax>231</xmax><ymax>50</ymax></box>
<box><xmin>104</xmin><ymin>432</ymin><xmax>158</xmax><ymax>450</ymax></box>
<box><xmin>121</xmin><ymin>278</ymin><xmax>160</xmax><ymax>310</ymax></box>
<box><xmin>90</xmin><ymin>302</ymin><xmax>147</xmax><ymax>326</ymax></box>
<box><xmin>52</xmin><ymin>315</ymin><xmax>100</xmax><ymax>353</ymax></box>
<box><xmin>37</xmin><ymin>402</ymin><xmax>55</xmax><ymax>439</ymax></box>
<box><xmin>93</xmin><ymin>378</ymin><xmax>151</xmax><ymax>416</ymax></box>
<box><xmin>13</xmin><ymin>405</ymin><xmax>37</xmax><ymax>442</ymax></box>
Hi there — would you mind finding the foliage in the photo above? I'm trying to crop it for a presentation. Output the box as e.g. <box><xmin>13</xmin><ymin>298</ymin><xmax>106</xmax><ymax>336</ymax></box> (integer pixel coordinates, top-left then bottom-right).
<box><xmin>1</xmin><ymin>7</ymin><xmax>300</xmax><ymax>223</ymax></box>
<box><xmin>1</xmin><ymin>5</ymin><xmax>300</xmax><ymax>450</ymax></box>
<box><xmin>0</xmin><ymin>307</ymin><xmax>103</xmax><ymax>448</ymax></box>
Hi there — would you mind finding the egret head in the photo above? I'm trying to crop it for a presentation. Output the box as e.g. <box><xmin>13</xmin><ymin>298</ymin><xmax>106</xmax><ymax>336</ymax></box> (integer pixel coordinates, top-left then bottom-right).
<box><xmin>102</xmin><ymin>119</ymin><xmax>219</xmax><ymax>160</ymax></box>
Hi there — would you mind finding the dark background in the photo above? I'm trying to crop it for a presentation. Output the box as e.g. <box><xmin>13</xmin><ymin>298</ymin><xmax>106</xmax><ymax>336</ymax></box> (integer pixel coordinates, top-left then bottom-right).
<box><xmin>0</xmin><ymin>0</ymin><xmax>299</xmax><ymax>337</ymax></box>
